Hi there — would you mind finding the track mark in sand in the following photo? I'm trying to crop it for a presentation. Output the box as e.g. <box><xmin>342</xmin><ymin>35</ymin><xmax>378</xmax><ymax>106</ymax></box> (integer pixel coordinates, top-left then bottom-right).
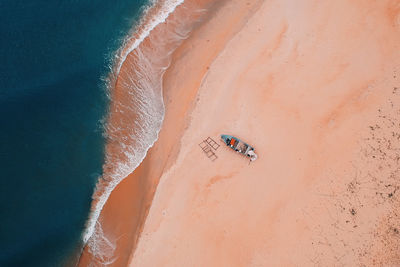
<box><xmin>206</xmin><ymin>173</ymin><xmax>236</xmax><ymax>189</ymax></box>
<box><xmin>317</xmin><ymin>79</ymin><xmax>375</xmax><ymax>132</ymax></box>
<box><xmin>258</xmin><ymin>22</ymin><xmax>288</xmax><ymax>61</ymax></box>
<box><xmin>386</xmin><ymin>0</ymin><xmax>400</xmax><ymax>29</ymax></box>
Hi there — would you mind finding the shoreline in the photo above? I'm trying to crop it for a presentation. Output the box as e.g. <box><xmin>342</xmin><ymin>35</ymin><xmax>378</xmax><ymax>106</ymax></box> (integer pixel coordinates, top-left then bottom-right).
<box><xmin>78</xmin><ymin>0</ymin><xmax>222</xmax><ymax>265</ymax></box>
<box><xmin>79</xmin><ymin>0</ymin><xmax>400</xmax><ymax>265</ymax></box>
<box><xmin>130</xmin><ymin>0</ymin><xmax>400</xmax><ymax>265</ymax></box>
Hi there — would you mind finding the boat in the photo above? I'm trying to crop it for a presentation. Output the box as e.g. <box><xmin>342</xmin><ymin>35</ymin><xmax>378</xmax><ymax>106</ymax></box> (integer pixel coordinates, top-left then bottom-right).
<box><xmin>221</xmin><ymin>134</ymin><xmax>258</xmax><ymax>161</ymax></box>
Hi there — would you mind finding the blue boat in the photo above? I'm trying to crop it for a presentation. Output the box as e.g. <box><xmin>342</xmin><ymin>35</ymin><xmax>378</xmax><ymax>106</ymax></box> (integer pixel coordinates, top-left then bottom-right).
<box><xmin>221</xmin><ymin>134</ymin><xmax>258</xmax><ymax>161</ymax></box>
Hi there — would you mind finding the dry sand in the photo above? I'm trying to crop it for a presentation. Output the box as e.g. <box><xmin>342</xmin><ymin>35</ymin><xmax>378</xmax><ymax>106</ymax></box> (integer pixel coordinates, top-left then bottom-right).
<box><xmin>80</xmin><ymin>0</ymin><xmax>400</xmax><ymax>266</ymax></box>
<box><xmin>78</xmin><ymin>0</ymin><xmax>235</xmax><ymax>265</ymax></box>
<box><xmin>128</xmin><ymin>0</ymin><xmax>400</xmax><ymax>266</ymax></box>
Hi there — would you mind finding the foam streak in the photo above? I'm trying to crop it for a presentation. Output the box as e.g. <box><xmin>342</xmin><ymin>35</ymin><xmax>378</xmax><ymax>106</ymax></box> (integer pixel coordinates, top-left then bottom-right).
<box><xmin>81</xmin><ymin>0</ymin><xmax>208</xmax><ymax>264</ymax></box>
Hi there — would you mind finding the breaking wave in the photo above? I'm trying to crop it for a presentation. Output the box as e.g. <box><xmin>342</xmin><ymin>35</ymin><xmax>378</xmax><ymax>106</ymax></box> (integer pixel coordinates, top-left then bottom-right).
<box><xmin>81</xmin><ymin>0</ymin><xmax>207</xmax><ymax>264</ymax></box>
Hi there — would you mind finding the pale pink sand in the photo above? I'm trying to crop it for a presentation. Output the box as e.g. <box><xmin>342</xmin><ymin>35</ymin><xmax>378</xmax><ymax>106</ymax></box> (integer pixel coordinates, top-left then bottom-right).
<box><xmin>79</xmin><ymin>0</ymin><xmax>252</xmax><ymax>265</ymax></box>
<box><xmin>130</xmin><ymin>0</ymin><xmax>400</xmax><ymax>266</ymax></box>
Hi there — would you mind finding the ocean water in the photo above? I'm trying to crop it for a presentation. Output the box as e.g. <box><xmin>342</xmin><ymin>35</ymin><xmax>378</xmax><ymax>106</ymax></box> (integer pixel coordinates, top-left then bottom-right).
<box><xmin>82</xmin><ymin>0</ymin><xmax>198</xmax><ymax>264</ymax></box>
<box><xmin>0</xmin><ymin>0</ymin><xmax>149</xmax><ymax>266</ymax></box>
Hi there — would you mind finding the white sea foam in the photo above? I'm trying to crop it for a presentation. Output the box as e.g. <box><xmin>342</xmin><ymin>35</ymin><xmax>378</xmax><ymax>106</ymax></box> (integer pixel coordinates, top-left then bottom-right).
<box><xmin>81</xmin><ymin>0</ymin><xmax>206</xmax><ymax>264</ymax></box>
<box><xmin>115</xmin><ymin>0</ymin><xmax>186</xmax><ymax>79</ymax></box>
<box><xmin>83</xmin><ymin>0</ymin><xmax>184</xmax><ymax>245</ymax></box>
<box><xmin>87</xmin><ymin>220</ymin><xmax>118</xmax><ymax>265</ymax></box>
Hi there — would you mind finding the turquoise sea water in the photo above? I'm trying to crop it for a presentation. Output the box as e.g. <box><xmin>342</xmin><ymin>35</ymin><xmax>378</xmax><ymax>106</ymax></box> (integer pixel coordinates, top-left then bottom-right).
<box><xmin>0</xmin><ymin>1</ymin><xmax>148</xmax><ymax>266</ymax></box>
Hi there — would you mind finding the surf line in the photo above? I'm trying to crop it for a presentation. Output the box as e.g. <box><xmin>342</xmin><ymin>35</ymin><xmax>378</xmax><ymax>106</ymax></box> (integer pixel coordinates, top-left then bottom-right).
<box><xmin>83</xmin><ymin>0</ymin><xmax>186</xmax><ymax>246</ymax></box>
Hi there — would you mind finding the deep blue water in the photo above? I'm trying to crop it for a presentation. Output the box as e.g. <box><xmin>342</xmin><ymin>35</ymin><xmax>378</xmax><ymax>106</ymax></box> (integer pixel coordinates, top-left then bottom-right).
<box><xmin>0</xmin><ymin>1</ymin><xmax>148</xmax><ymax>266</ymax></box>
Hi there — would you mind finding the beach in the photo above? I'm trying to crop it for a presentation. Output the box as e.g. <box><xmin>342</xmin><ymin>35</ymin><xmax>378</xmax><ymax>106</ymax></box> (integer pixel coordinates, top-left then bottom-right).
<box><xmin>83</xmin><ymin>0</ymin><xmax>400</xmax><ymax>265</ymax></box>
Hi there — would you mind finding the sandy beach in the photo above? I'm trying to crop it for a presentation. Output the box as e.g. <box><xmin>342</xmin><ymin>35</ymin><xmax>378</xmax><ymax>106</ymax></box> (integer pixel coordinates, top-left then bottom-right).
<box><xmin>81</xmin><ymin>0</ymin><xmax>400</xmax><ymax>266</ymax></box>
<box><xmin>79</xmin><ymin>0</ymin><xmax>222</xmax><ymax>265</ymax></box>
<box><xmin>129</xmin><ymin>0</ymin><xmax>400</xmax><ymax>266</ymax></box>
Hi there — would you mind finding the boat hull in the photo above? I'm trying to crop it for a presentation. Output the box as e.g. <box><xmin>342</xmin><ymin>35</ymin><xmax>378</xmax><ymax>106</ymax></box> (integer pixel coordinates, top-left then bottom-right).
<box><xmin>220</xmin><ymin>134</ymin><xmax>257</xmax><ymax>161</ymax></box>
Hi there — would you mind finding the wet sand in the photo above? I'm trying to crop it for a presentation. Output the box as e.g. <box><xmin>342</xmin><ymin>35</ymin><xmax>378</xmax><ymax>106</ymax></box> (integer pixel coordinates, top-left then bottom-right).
<box><xmin>79</xmin><ymin>0</ymin><xmax>242</xmax><ymax>265</ymax></box>
<box><xmin>80</xmin><ymin>0</ymin><xmax>400</xmax><ymax>265</ymax></box>
<box><xmin>128</xmin><ymin>0</ymin><xmax>400</xmax><ymax>266</ymax></box>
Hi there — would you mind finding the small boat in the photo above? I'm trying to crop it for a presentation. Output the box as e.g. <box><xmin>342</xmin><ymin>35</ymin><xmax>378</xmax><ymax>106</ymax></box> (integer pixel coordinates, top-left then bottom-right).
<box><xmin>221</xmin><ymin>134</ymin><xmax>258</xmax><ymax>161</ymax></box>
